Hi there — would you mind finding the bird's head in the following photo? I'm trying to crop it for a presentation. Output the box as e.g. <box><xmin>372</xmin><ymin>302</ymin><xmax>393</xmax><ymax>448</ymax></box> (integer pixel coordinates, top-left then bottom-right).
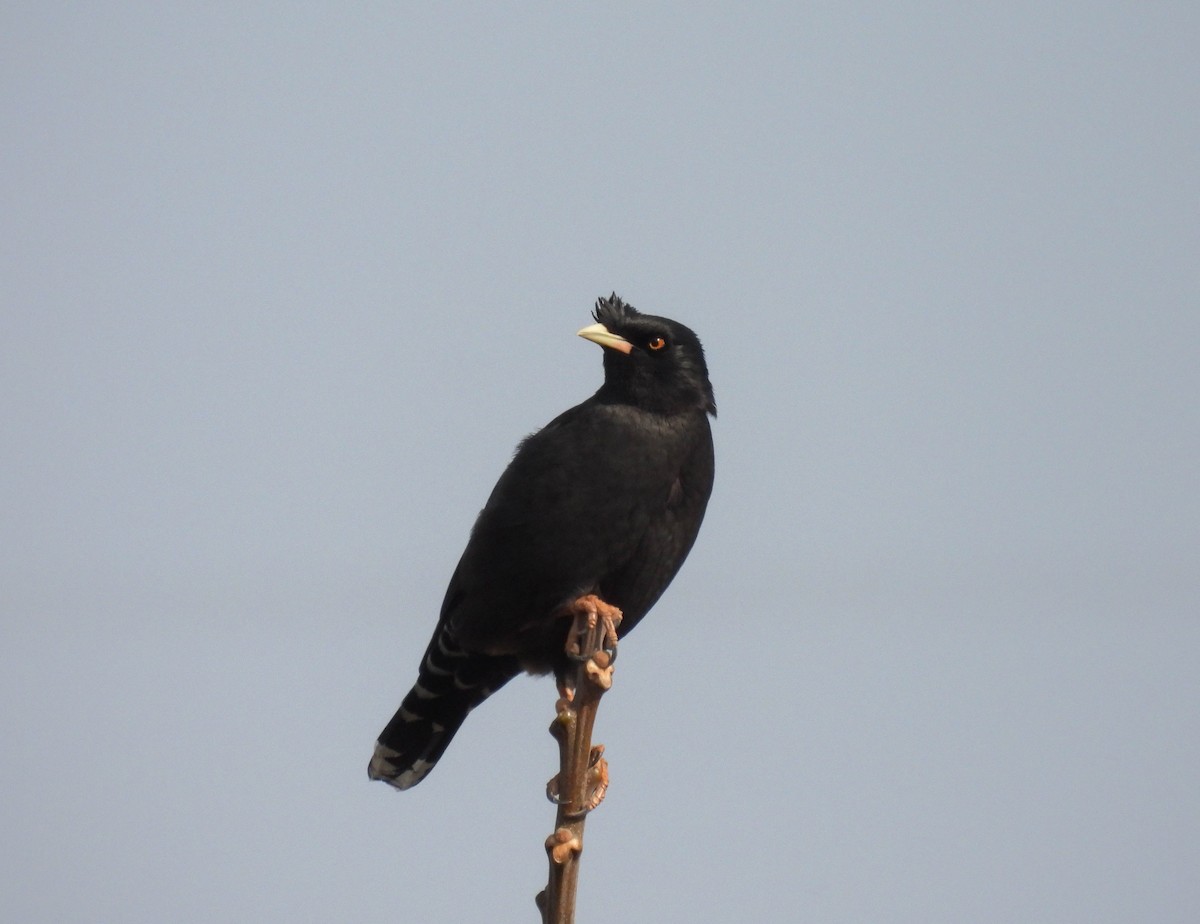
<box><xmin>578</xmin><ymin>294</ymin><xmax>716</xmax><ymax>417</ymax></box>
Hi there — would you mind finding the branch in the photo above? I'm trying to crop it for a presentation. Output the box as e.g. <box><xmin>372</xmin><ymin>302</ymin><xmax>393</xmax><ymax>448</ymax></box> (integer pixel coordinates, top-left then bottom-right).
<box><xmin>536</xmin><ymin>596</ymin><xmax>622</xmax><ymax>924</ymax></box>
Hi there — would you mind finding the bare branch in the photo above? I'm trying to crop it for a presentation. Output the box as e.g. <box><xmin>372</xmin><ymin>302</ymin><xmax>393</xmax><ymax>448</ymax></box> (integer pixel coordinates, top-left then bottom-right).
<box><xmin>536</xmin><ymin>596</ymin><xmax>622</xmax><ymax>923</ymax></box>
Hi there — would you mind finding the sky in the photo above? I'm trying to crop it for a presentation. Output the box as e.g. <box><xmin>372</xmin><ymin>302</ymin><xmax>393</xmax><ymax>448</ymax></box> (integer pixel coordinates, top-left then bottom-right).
<box><xmin>2</xmin><ymin>3</ymin><xmax>1198</xmax><ymax>922</ymax></box>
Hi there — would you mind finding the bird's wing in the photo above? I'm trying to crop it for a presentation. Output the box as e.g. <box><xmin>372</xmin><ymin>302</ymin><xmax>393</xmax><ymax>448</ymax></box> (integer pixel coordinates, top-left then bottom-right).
<box><xmin>440</xmin><ymin>400</ymin><xmax>679</xmax><ymax>653</ymax></box>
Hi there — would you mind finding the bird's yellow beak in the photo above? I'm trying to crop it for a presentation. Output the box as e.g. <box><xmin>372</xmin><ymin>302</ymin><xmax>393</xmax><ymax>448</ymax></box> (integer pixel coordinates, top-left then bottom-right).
<box><xmin>577</xmin><ymin>322</ymin><xmax>633</xmax><ymax>354</ymax></box>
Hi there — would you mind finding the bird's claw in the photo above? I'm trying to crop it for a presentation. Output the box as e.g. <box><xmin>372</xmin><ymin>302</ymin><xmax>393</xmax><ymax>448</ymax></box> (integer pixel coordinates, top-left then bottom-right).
<box><xmin>564</xmin><ymin>594</ymin><xmax>623</xmax><ymax>663</ymax></box>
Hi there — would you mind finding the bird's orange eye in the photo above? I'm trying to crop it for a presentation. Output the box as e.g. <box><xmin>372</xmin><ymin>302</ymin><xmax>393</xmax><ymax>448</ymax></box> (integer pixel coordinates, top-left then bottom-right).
<box><xmin>647</xmin><ymin>337</ymin><xmax>667</xmax><ymax>351</ymax></box>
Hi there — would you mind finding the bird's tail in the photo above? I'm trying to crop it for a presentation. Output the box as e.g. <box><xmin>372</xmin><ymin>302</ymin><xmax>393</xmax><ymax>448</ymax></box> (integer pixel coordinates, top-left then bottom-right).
<box><xmin>369</xmin><ymin>626</ymin><xmax>518</xmax><ymax>790</ymax></box>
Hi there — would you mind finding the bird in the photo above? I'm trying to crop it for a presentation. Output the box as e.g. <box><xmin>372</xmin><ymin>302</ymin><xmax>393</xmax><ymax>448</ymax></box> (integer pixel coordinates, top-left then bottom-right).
<box><xmin>369</xmin><ymin>294</ymin><xmax>715</xmax><ymax>790</ymax></box>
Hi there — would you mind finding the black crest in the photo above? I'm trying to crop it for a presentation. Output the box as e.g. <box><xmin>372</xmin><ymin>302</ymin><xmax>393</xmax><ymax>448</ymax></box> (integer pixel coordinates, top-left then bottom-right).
<box><xmin>592</xmin><ymin>293</ymin><xmax>640</xmax><ymax>328</ymax></box>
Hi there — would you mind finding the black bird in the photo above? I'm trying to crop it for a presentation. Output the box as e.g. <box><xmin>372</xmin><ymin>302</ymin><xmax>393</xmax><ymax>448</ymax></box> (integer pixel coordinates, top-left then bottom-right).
<box><xmin>369</xmin><ymin>294</ymin><xmax>715</xmax><ymax>789</ymax></box>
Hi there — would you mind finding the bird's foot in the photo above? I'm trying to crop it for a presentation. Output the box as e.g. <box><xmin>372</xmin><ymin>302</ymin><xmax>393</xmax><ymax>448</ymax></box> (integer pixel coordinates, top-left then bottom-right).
<box><xmin>545</xmin><ymin>744</ymin><xmax>609</xmax><ymax>815</ymax></box>
<box><xmin>564</xmin><ymin>594</ymin><xmax>623</xmax><ymax>664</ymax></box>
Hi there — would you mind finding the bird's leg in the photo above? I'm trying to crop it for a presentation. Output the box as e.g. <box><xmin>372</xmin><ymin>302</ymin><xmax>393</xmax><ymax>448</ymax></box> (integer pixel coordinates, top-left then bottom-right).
<box><xmin>563</xmin><ymin>593</ymin><xmax>623</xmax><ymax>664</ymax></box>
<box><xmin>555</xmin><ymin>594</ymin><xmax>621</xmax><ymax>702</ymax></box>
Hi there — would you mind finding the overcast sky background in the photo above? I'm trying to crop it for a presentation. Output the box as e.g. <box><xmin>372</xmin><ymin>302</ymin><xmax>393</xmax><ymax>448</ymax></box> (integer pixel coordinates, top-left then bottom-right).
<box><xmin>3</xmin><ymin>4</ymin><xmax>1198</xmax><ymax>922</ymax></box>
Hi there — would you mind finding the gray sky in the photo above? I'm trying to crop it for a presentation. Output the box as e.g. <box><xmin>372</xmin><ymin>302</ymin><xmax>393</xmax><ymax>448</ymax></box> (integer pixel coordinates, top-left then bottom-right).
<box><xmin>3</xmin><ymin>4</ymin><xmax>1198</xmax><ymax>922</ymax></box>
